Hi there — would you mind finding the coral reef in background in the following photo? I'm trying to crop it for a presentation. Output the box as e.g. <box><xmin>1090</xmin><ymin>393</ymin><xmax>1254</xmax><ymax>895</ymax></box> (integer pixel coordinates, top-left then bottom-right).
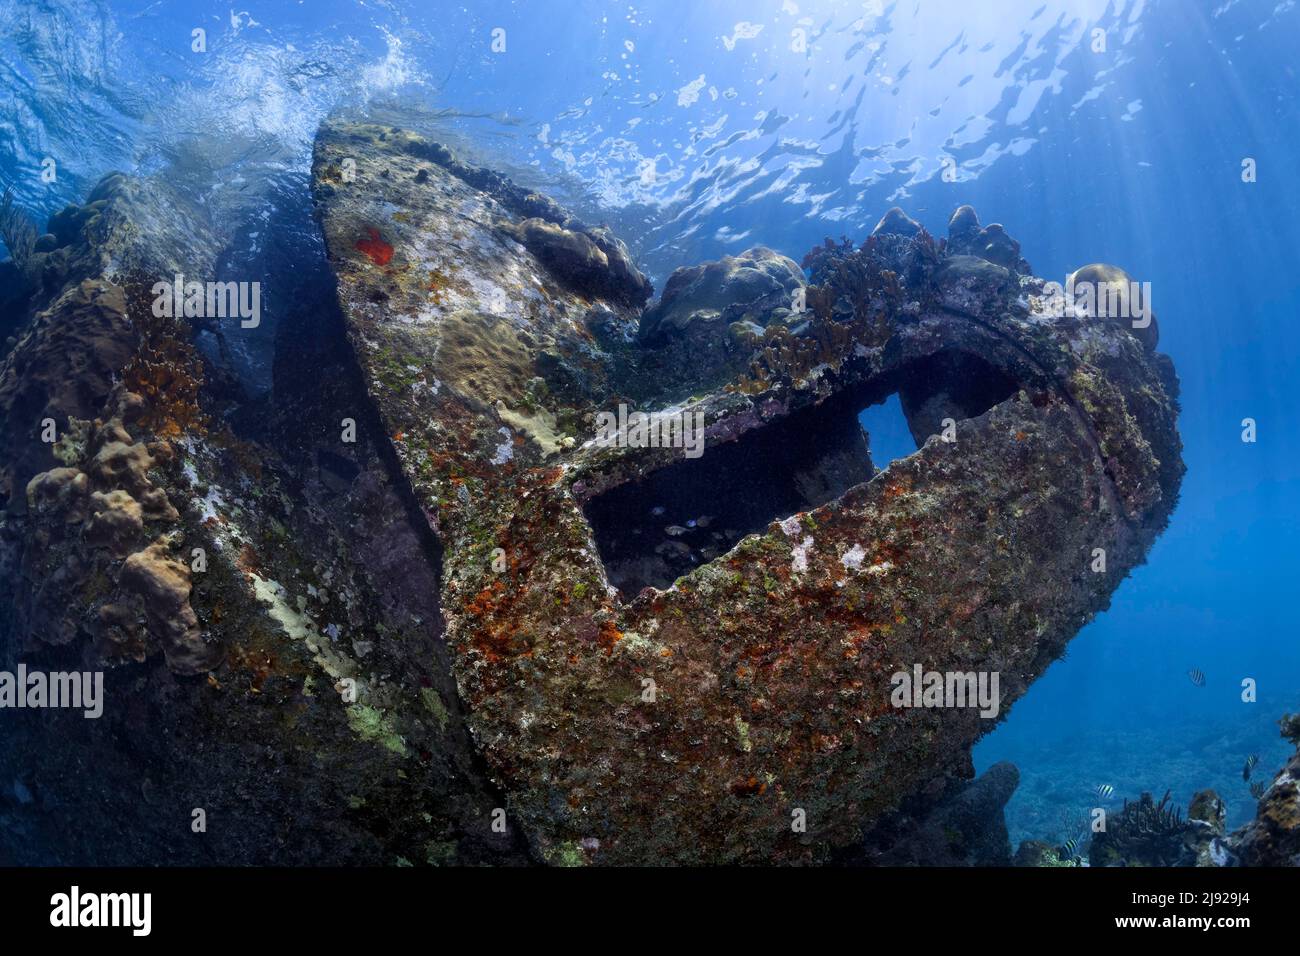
<box><xmin>1011</xmin><ymin>712</ymin><xmax>1300</xmax><ymax>867</ymax></box>
<box><xmin>1227</xmin><ymin>714</ymin><xmax>1300</xmax><ymax>865</ymax></box>
<box><xmin>1088</xmin><ymin>790</ymin><xmax>1197</xmax><ymax>866</ymax></box>
<box><xmin>999</xmin><ymin>694</ymin><xmax>1300</xmax><ymax>848</ymax></box>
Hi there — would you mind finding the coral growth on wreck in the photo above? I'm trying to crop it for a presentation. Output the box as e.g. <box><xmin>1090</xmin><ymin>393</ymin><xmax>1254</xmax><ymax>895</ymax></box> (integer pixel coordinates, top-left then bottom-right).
<box><xmin>2</xmin><ymin>112</ymin><xmax>1253</xmax><ymax>868</ymax></box>
<box><xmin>309</xmin><ymin>117</ymin><xmax>1185</xmax><ymax>864</ymax></box>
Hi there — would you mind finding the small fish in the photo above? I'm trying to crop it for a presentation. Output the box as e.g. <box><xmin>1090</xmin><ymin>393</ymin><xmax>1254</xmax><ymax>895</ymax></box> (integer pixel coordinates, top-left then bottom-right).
<box><xmin>695</xmin><ymin>515</ymin><xmax>713</xmax><ymax>528</ymax></box>
<box><xmin>664</xmin><ymin>525</ymin><xmax>687</xmax><ymax>537</ymax></box>
<box><xmin>686</xmin><ymin>519</ymin><xmax>697</xmax><ymax>528</ymax></box>
<box><xmin>1242</xmin><ymin>754</ymin><xmax>1259</xmax><ymax>780</ymax></box>
<box><xmin>1250</xmin><ymin>781</ymin><xmax>1266</xmax><ymax>799</ymax></box>
<box><xmin>650</xmin><ymin>506</ymin><xmax>666</xmax><ymax>516</ymax></box>
<box><xmin>1095</xmin><ymin>784</ymin><xmax>1114</xmax><ymax>800</ymax></box>
<box><xmin>1059</xmin><ymin>837</ymin><xmax>1079</xmax><ymax>857</ymax></box>
<box><xmin>1188</xmin><ymin>668</ymin><xmax>1206</xmax><ymax>687</ymax></box>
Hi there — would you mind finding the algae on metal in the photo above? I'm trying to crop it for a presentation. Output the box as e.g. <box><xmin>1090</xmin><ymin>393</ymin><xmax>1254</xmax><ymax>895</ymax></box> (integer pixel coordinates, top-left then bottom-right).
<box><xmin>311</xmin><ymin>116</ymin><xmax>1184</xmax><ymax>864</ymax></box>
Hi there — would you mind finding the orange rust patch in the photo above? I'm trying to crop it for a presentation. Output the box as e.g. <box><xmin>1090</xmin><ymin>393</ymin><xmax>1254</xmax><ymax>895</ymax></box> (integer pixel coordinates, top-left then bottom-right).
<box><xmin>236</xmin><ymin>544</ymin><xmax>261</xmax><ymax>576</ymax></box>
<box><xmin>120</xmin><ymin>280</ymin><xmax>207</xmax><ymax>441</ymax></box>
<box><xmin>728</xmin><ymin>776</ymin><xmax>767</xmax><ymax>798</ymax></box>
<box><xmin>881</xmin><ymin>483</ymin><xmax>907</xmax><ymax>502</ymax></box>
<box><xmin>463</xmin><ymin>576</ymin><xmax>540</xmax><ymax>665</ymax></box>
<box><xmin>530</xmin><ymin>466</ymin><xmax>565</xmax><ymax>486</ymax></box>
<box><xmin>226</xmin><ymin>644</ymin><xmax>280</xmax><ymax>693</ymax></box>
<box><xmin>465</xmin><ymin>581</ymin><xmax>504</xmax><ymax>617</ymax></box>
<box><xmin>598</xmin><ymin>619</ymin><xmax>623</xmax><ymax>653</ymax></box>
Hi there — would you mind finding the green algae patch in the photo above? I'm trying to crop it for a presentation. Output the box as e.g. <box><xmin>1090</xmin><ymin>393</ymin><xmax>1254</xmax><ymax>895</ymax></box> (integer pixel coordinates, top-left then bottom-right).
<box><xmin>544</xmin><ymin>841</ymin><xmax>587</xmax><ymax>867</ymax></box>
<box><xmin>495</xmin><ymin>401</ymin><xmax>569</xmax><ymax>457</ymax></box>
<box><xmin>419</xmin><ymin>687</ymin><xmax>450</xmax><ymax>731</ymax></box>
<box><xmin>347</xmin><ymin>703</ymin><xmax>408</xmax><ymax>757</ymax></box>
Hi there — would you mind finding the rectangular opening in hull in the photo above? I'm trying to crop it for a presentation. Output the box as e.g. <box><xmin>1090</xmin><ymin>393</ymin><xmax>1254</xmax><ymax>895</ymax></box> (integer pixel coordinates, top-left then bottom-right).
<box><xmin>582</xmin><ymin>349</ymin><xmax>1019</xmax><ymax>598</ymax></box>
<box><xmin>583</xmin><ymin>389</ymin><xmax>881</xmax><ymax>598</ymax></box>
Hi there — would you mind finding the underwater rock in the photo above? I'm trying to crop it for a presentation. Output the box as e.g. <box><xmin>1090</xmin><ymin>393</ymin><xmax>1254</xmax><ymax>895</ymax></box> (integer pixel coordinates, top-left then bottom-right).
<box><xmin>118</xmin><ymin>537</ymin><xmax>211</xmax><ymax>675</ymax></box>
<box><xmin>946</xmin><ymin>204</ymin><xmax>981</xmax><ymax>246</ymax></box>
<box><xmin>15</xmin><ymin>390</ymin><xmax>206</xmax><ymax>668</ymax></box>
<box><xmin>871</xmin><ymin>206</ymin><xmax>923</xmax><ymax>238</ymax></box>
<box><xmin>634</xmin><ymin>243</ymin><xmax>806</xmax><ymax>400</ymax></box>
<box><xmin>1188</xmin><ymin>789</ymin><xmax>1226</xmax><ymax>831</ymax></box>
<box><xmin>313</xmin><ymin>115</ymin><xmax>1183</xmax><ymax>864</ymax></box>
<box><xmin>930</xmin><ymin>255</ymin><xmax>1015</xmax><ymax>318</ymax></box>
<box><xmin>0</xmin><ymin>279</ymin><xmax>136</xmax><ymax>510</ymax></box>
<box><xmin>1185</xmin><ymin>789</ymin><xmax>1234</xmax><ymax>866</ymax></box>
<box><xmin>1226</xmin><ymin>717</ymin><xmax>1300</xmax><ymax>865</ymax></box>
<box><xmin>944</xmin><ymin>204</ymin><xmax>1029</xmax><ymax>273</ymax></box>
<box><xmin>506</xmin><ymin>217</ymin><xmax>652</xmax><ymax>309</ymax></box>
<box><xmin>635</xmin><ymin>246</ymin><xmax>806</xmax><ymax>393</ymax></box>
<box><xmin>851</xmin><ymin>760</ymin><xmax>1021</xmax><ymax>866</ymax></box>
<box><xmin>1067</xmin><ymin>262</ymin><xmax>1160</xmax><ymax>352</ymax></box>
<box><xmin>1014</xmin><ymin>839</ymin><xmax>1074</xmax><ymax>867</ymax></box>
<box><xmin>638</xmin><ymin>246</ymin><xmax>805</xmax><ymax>345</ymax></box>
<box><xmin>970</xmin><ymin>223</ymin><xmax>1021</xmax><ymax>271</ymax></box>
<box><xmin>1087</xmin><ymin>790</ymin><xmax>1218</xmax><ymax>867</ymax></box>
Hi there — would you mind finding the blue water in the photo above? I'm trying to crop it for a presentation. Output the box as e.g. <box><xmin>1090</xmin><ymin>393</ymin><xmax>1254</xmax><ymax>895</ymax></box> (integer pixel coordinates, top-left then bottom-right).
<box><xmin>3</xmin><ymin>0</ymin><xmax>1297</xmax><ymax>846</ymax></box>
<box><xmin>859</xmin><ymin>393</ymin><xmax>917</xmax><ymax>467</ymax></box>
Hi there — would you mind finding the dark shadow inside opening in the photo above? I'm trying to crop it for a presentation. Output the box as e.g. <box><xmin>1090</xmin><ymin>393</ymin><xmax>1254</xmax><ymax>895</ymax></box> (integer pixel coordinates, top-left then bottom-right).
<box><xmin>584</xmin><ymin>349</ymin><xmax>1020</xmax><ymax>597</ymax></box>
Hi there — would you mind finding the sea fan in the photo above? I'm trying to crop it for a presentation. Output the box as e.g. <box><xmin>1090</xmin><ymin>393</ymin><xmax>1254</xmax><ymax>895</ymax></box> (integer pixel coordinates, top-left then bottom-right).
<box><xmin>1089</xmin><ymin>790</ymin><xmax>1190</xmax><ymax>866</ymax></box>
<box><xmin>0</xmin><ymin>186</ymin><xmax>39</xmax><ymax>270</ymax></box>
